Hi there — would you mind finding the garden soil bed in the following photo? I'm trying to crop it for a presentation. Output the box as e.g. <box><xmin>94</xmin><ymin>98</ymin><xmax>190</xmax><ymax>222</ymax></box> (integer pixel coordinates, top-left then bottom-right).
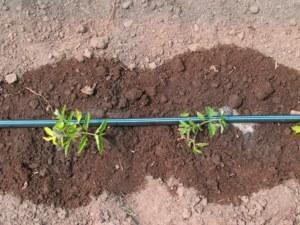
<box><xmin>0</xmin><ymin>45</ymin><xmax>300</xmax><ymax>208</ymax></box>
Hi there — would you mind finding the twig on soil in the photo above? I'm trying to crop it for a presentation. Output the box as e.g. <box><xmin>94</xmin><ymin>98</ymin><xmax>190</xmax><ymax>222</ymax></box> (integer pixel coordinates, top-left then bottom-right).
<box><xmin>25</xmin><ymin>87</ymin><xmax>53</xmax><ymax>111</ymax></box>
<box><xmin>107</xmin><ymin>0</ymin><xmax>118</xmax><ymax>29</ymax></box>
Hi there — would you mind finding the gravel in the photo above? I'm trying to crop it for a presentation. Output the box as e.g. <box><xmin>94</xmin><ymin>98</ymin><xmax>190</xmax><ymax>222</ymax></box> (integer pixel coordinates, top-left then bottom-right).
<box><xmin>5</xmin><ymin>73</ymin><xmax>17</xmax><ymax>84</ymax></box>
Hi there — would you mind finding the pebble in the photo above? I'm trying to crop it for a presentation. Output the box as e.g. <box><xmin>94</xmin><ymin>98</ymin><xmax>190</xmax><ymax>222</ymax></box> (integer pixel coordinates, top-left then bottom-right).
<box><xmin>228</xmin><ymin>94</ymin><xmax>243</xmax><ymax>108</ymax></box>
<box><xmin>90</xmin><ymin>36</ymin><xmax>109</xmax><ymax>49</ymax></box>
<box><xmin>254</xmin><ymin>81</ymin><xmax>274</xmax><ymax>100</ymax></box>
<box><xmin>237</xmin><ymin>31</ymin><xmax>245</xmax><ymax>40</ymax></box>
<box><xmin>148</xmin><ymin>62</ymin><xmax>157</xmax><ymax>69</ymax></box>
<box><xmin>123</xmin><ymin>19</ymin><xmax>133</xmax><ymax>28</ymax></box>
<box><xmin>76</xmin><ymin>24</ymin><xmax>88</xmax><ymax>33</ymax></box>
<box><xmin>128</xmin><ymin>63</ymin><xmax>136</xmax><ymax>70</ymax></box>
<box><xmin>201</xmin><ymin>198</ymin><xmax>208</xmax><ymax>206</ymax></box>
<box><xmin>81</xmin><ymin>85</ymin><xmax>96</xmax><ymax>95</ymax></box>
<box><xmin>182</xmin><ymin>208</ymin><xmax>192</xmax><ymax>219</ymax></box>
<box><xmin>249</xmin><ymin>5</ymin><xmax>260</xmax><ymax>14</ymax></box>
<box><xmin>122</xmin><ymin>0</ymin><xmax>133</xmax><ymax>9</ymax></box>
<box><xmin>75</xmin><ymin>53</ymin><xmax>85</xmax><ymax>63</ymax></box>
<box><xmin>83</xmin><ymin>49</ymin><xmax>93</xmax><ymax>58</ymax></box>
<box><xmin>176</xmin><ymin>185</ymin><xmax>185</xmax><ymax>197</ymax></box>
<box><xmin>125</xmin><ymin>88</ymin><xmax>143</xmax><ymax>101</ymax></box>
<box><xmin>5</xmin><ymin>73</ymin><xmax>18</xmax><ymax>84</ymax></box>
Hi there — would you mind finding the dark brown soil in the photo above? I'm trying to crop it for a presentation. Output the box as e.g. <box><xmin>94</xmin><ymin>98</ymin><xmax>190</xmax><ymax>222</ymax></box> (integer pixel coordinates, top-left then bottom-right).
<box><xmin>0</xmin><ymin>45</ymin><xmax>300</xmax><ymax>208</ymax></box>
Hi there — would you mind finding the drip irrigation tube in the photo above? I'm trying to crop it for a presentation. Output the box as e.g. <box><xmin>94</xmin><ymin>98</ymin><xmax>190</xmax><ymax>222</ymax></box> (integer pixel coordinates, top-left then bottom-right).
<box><xmin>0</xmin><ymin>115</ymin><xmax>300</xmax><ymax>128</ymax></box>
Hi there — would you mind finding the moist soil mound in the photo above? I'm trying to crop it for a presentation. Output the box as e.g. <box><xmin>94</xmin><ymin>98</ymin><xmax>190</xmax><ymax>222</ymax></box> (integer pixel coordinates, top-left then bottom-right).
<box><xmin>0</xmin><ymin>45</ymin><xmax>300</xmax><ymax>208</ymax></box>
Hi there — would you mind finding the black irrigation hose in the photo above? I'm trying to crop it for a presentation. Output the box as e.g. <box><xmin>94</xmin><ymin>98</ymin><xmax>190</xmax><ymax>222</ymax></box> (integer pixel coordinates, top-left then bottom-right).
<box><xmin>0</xmin><ymin>115</ymin><xmax>300</xmax><ymax>128</ymax></box>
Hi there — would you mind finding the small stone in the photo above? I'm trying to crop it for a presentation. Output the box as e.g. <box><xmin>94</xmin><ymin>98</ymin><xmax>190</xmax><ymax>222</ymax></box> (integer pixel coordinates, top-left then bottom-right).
<box><xmin>201</xmin><ymin>198</ymin><xmax>208</xmax><ymax>206</ymax></box>
<box><xmin>289</xmin><ymin>18</ymin><xmax>297</xmax><ymax>26</ymax></box>
<box><xmin>29</xmin><ymin>99</ymin><xmax>40</xmax><ymax>109</ymax></box>
<box><xmin>249</xmin><ymin>5</ymin><xmax>260</xmax><ymax>14</ymax></box>
<box><xmin>90</xmin><ymin>36</ymin><xmax>109</xmax><ymax>49</ymax></box>
<box><xmin>125</xmin><ymin>88</ymin><xmax>143</xmax><ymax>101</ymax></box>
<box><xmin>123</xmin><ymin>19</ymin><xmax>133</xmax><ymax>28</ymax></box>
<box><xmin>76</xmin><ymin>24</ymin><xmax>88</xmax><ymax>33</ymax></box>
<box><xmin>81</xmin><ymin>85</ymin><xmax>96</xmax><ymax>96</ymax></box>
<box><xmin>75</xmin><ymin>53</ymin><xmax>85</xmax><ymax>63</ymax></box>
<box><xmin>128</xmin><ymin>63</ymin><xmax>136</xmax><ymax>70</ymax></box>
<box><xmin>182</xmin><ymin>208</ymin><xmax>192</xmax><ymax>219</ymax></box>
<box><xmin>176</xmin><ymin>185</ymin><xmax>185</xmax><ymax>197</ymax></box>
<box><xmin>149</xmin><ymin>62</ymin><xmax>157</xmax><ymax>69</ymax></box>
<box><xmin>254</xmin><ymin>81</ymin><xmax>274</xmax><ymax>100</ymax></box>
<box><xmin>237</xmin><ymin>31</ymin><xmax>245</xmax><ymax>40</ymax></box>
<box><xmin>228</xmin><ymin>94</ymin><xmax>243</xmax><ymax>108</ymax></box>
<box><xmin>122</xmin><ymin>0</ymin><xmax>133</xmax><ymax>9</ymax></box>
<box><xmin>83</xmin><ymin>49</ymin><xmax>93</xmax><ymax>58</ymax></box>
<box><xmin>5</xmin><ymin>73</ymin><xmax>17</xmax><ymax>84</ymax></box>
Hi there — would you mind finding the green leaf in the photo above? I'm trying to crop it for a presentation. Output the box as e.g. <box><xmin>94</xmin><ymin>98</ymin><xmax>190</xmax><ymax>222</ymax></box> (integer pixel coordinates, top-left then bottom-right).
<box><xmin>44</xmin><ymin>127</ymin><xmax>54</xmax><ymax>136</ymax></box>
<box><xmin>55</xmin><ymin>121</ymin><xmax>64</xmax><ymax>130</ymax></box>
<box><xmin>196</xmin><ymin>112</ymin><xmax>205</xmax><ymax>121</ymax></box>
<box><xmin>193</xmin><ymin>142</ymin><xmax>209</xmax><ymax>154</ymax></box>
<box><xmin>95</xmin><ymin>135</ymin><xmax>104</xmax><ymax>154</ymax></box>
<box><xmin>292</xmin><ymin>125</ymin><xmax>300</xmax><ymax>134</ymax></box>
<box><xmin>96</xmin><ymin>119</ymin><xmax>108</xmax><ymax>134</ymax></box>
<box><xmin>43</xmin><ymin>136</ymin><xmax>53</xmax><ymax>142</ymax></box>
<box><xmin>78</xmin><ymin>135</ymin><xmax>88</xmax><ymax>154</ymax></box>
<box><xmin>83</xmin><ymin>113</ymin><xmax>90</xmax><ymax>131</ymax></box>
<box><xmin>180</xmin><ymin>112</ymin><xmax>190</xmax><ymax>117</ymax></box>
<box><xmin>208</xmin><ymin>123</ymin><xmax>217</xmax><ymax>137</ymax></box>
<box><xmin>205</xmin><ymin>107</ymin><xmax>217</xmax><ymax>118</ymax></box>
<box><xmin>75</xmin><ymin>109</ymin><xmax>82</xmax><ymax>123</ymax></box>
<box><xmin>63</xmin><ymin>140</ymin><xmax>71</xmax><ymax>156</ymax></box>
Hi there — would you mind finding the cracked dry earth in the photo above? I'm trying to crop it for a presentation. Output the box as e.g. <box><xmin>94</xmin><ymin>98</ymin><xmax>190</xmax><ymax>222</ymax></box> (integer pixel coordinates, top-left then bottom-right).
<box><xmin>1</xmin><ymin>0</ymin><xmax>300</xmax><ymax>225</ymax></box>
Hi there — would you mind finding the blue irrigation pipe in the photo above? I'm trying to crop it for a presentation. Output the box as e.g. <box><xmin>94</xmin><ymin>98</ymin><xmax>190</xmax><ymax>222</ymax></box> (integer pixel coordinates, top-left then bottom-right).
<box><xmin>0</xmin><ymin>115</ymin><xmax>300</xmax><ymax>128</ymax></box>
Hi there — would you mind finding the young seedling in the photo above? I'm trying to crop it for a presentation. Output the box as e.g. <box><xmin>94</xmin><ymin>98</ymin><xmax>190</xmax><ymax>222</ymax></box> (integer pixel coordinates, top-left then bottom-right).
<box><xmin>291</xmin><ymin>124</ymin><xmax>300</xmax><ymax>134</ymax></box>
<box><xmin>43</xmin><ymin>106</ymin><xmax>108</xmax><ymax>155</ymax></box>
<box><xmin>178</xmin><ymin>107</ymin><xmax>227</xmax><ymax>154</ymax></box>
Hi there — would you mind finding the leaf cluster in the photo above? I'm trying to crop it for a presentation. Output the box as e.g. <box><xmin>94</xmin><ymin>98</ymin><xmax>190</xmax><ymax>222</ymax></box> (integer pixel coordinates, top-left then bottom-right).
<box><xmin>292</xmin><ymin>124</ymin><xmax>300</xmax><ymax>135</ymax></box>
<box><xmin>43</xmin><ymin>106</ymin><xmax>108</xmax><ymax>155</ymax></box>
<box><xmin>178</xmin><ymin>107</ymin><xmax>227</xmax><ymax>154</ymax></box>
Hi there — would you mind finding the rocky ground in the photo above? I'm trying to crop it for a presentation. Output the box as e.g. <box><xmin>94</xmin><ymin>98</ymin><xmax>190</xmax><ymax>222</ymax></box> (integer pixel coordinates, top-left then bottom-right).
<box><xmin>0</xmin><ymin>0</ymin><xmax>300</xmax><ymax>224</ymax></box>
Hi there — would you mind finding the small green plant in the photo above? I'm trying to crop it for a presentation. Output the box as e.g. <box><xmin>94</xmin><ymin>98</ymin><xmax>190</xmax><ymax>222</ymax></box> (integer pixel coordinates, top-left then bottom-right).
<box><xmin>178</xmin><ymin>107</ymin><xmax>227</xmax><ymax>154</ymax></box>
<box><xmin>43</xmin><ymin>106</ymin><xmax>108</xmax><ymax>155</ymax></box>
<box><xmin>291</xmin><ymin>124</ymin><xmax>300</xmax><ymax>134</ymax></box>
